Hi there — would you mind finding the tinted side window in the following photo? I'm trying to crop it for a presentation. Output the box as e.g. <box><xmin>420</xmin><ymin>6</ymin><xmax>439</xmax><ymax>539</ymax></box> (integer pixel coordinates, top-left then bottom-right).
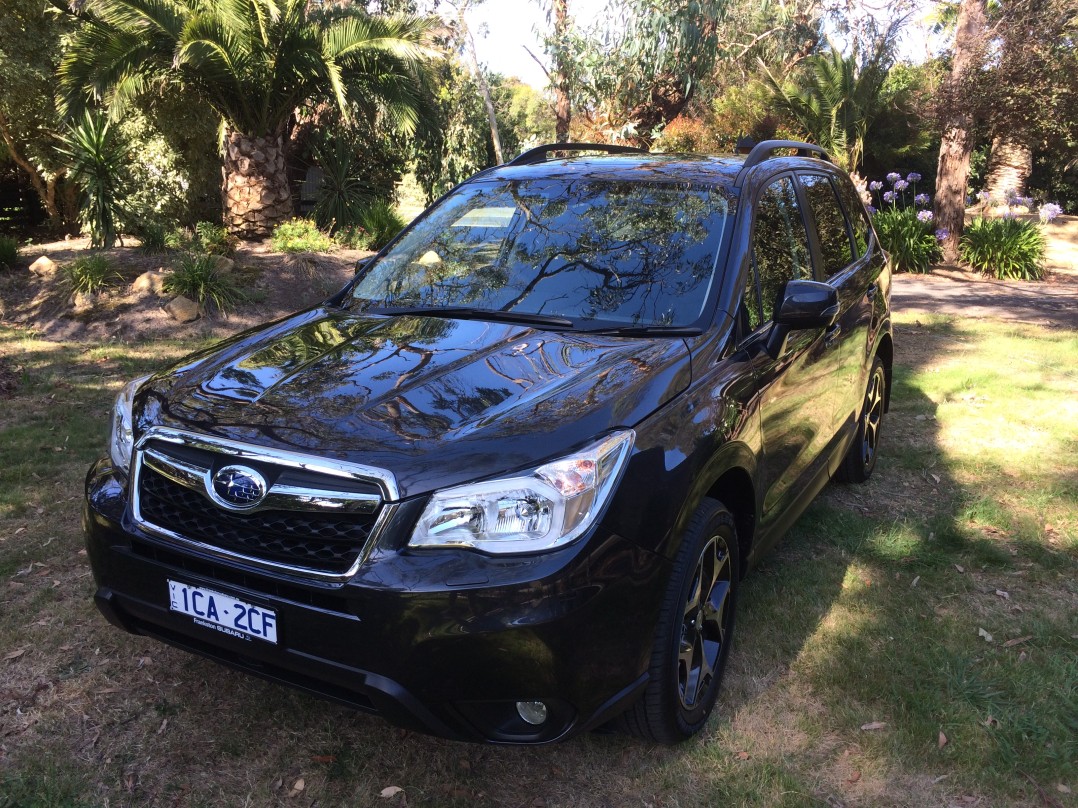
<box><xmin>801</xmin><ymin>174</ymin><xmax>854</xmax><ymax>277</ymax></box>
<box><xmin>752</xmin><ymin>177</ymin><xmax>812</xmax><ymax>322</ymax></box>
<box><xmin>835</xmin><ymin>177</ymin><xmax>872</xmax><ymax>259</ymax></box>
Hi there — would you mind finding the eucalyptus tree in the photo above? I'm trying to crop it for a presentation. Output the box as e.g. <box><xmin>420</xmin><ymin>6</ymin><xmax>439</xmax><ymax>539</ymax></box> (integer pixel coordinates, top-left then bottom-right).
<box><xmin>60</xmin><ymin>0</ymin><xmax>433</xmax><ymax>237</ymax></box>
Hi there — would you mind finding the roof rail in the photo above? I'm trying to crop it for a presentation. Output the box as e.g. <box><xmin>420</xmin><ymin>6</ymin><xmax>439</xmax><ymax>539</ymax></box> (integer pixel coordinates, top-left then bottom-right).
<box><xmin>740</xmin><ymin>140</ymin><xmax>830</xmax><ymax>170</ymax></box>
<box><xmin>507</xmin><ymin>142</ymin><xmax>648</xmax><ymax>166</ymax></box>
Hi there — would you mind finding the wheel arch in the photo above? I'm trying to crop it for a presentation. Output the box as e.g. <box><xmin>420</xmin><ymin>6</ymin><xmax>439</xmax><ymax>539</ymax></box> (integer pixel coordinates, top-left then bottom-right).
<box><xmin>705</xmin><ymin>466</ymin><xmax>756</xmax><ymax>580</ymax></box>
<box><xmin>875</xmin><ymin>330</ymin><xmax>894</xmax><ymax>412</ymax></box>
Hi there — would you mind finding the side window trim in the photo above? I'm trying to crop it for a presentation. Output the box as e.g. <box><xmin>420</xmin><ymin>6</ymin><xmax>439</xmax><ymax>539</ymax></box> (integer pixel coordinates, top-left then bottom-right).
<box><xmin>795</xmin><ymin>170</ymin><xmax>859</xmax><ymax>282</ymax></box>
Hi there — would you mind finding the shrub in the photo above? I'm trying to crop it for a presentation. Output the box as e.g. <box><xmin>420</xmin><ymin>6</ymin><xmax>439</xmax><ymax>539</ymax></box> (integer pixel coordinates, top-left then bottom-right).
<box><xmin>62</xmin><ymin>254</ymin><xmax>122</xmax><ymax>295</ymax></box>
<box><xmin>136</xmin><ymin>221</ymin><xmax>170</xmax><ymax>254</ymax></box>
<box><xmin>358</xmin><ymin>202</ymin><xmax>406</xmax><ymax>250</ymax></box>
<box><xmin>0</xmin><ymin>236</ymin><xmax>18</xmax><ymax>270</ymax></box>
<box><xmin>960</xmin><ymin>217</ymin><xmax>1046</xmax><ymax>280</ymax></box>
<box><xmin>873</xmin><ymin>207</ymin><xmax>940</xmax><ymax>273</ymax></box>
<box><xmin>334</xmin><ymin>225</ymin><xmax>373</xmax><ymax>251</ymax></box>
<box><xmin>57</xmin><ymin>111</ymin><xmax>129</xmax><ymax>249</ymax></box>
<box><xmin>312</xmin><ymin>135</ymin><xmax>373</xmax><ymax>232</ymax></box>
<box><xmin>270</xmin><ymin>218</ymin><xmax>335</xmax><ymax>253</ymax></box>
<box><xmin>163</xmin><ymin>253</ymin><xmax>245</xmax><ymax>313</ymax></box>
<box><xmin>194</xmin><ymin>221</ymin><xmax>237</xmax><ymax>255</ymax></box>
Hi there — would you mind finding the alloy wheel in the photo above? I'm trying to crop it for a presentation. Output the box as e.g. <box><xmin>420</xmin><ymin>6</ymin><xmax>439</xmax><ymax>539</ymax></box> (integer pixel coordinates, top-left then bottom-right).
<box><xmin>678</xmin><ymin>534</ymin><xmax>733</xmax><ymax>711</ymax></box>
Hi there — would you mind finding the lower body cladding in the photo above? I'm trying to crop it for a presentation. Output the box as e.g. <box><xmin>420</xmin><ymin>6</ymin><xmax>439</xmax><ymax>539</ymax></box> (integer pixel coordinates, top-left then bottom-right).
<box><xmin>84</xmin><ymin>462</ymin><xmax>669</xmax><ymax>744</ymax></box>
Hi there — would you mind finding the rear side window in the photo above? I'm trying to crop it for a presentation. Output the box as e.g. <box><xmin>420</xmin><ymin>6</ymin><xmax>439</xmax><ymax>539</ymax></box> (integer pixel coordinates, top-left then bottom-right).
<box><xmin>835</xmin><ymin>177</ymin><xmax>873</xmax><ymax>259</ymax></box>
<box><xmin>751</xmin><ymin>177</ymin><xmax>812</xmax><ymax>322</ymax></box>
<box><xmin>801</xmin><ymin>174</ymin><xmax>854</xmax><ymax>277</ymax></box>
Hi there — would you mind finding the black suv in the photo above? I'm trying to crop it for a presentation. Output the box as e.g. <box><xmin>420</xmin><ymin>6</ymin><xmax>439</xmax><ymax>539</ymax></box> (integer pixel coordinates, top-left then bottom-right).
<box><xmin>84</xmin><ymin>141</ymin><xmax>892</xmax><ymax>745</ymax></box>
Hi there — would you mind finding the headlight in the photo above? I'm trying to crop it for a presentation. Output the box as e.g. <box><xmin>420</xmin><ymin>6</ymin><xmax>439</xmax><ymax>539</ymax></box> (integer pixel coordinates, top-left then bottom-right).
<box><xmin>409</xmin><ymin>430</ymin><xmax>635</xmax><ymax>554</ymax></box>
<box><xmin>108</xmin><ymin>375</ymin><xmax>150</xmax><ymax>477</ymax></box>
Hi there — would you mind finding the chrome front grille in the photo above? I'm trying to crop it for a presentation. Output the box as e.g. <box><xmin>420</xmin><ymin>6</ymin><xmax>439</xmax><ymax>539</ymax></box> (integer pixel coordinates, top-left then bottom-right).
<box><xmin>130</xmin><ymin>428</ymin><xmax>399</xmax><ymax>580</ymax></box>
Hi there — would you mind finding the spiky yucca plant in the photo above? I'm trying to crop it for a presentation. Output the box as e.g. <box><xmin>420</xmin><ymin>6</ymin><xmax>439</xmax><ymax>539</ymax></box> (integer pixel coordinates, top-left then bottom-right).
<box><xmin>56</xmin><ymin>111</ymin><xmax>129</xmax><ymax>248</ymax></box>
<box><xmin>60</xmin><ymin>0</ymin><xmax>432</xmax><ymax>238</ymax></box>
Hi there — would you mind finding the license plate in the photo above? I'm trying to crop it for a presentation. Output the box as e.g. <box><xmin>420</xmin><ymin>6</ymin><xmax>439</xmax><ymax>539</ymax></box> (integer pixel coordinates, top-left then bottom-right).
<box><xmin>168</xmin><ymin>580</ymin><xmax>278</xmax><ymax>644</ymax></box>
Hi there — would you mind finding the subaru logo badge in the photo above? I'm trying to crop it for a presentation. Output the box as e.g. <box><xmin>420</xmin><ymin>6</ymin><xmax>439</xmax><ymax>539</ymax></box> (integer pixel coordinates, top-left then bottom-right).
<box><xmin>210</xmin><ymin>465</ymin><xmax>267</xmax><ymax>510</ymax></box>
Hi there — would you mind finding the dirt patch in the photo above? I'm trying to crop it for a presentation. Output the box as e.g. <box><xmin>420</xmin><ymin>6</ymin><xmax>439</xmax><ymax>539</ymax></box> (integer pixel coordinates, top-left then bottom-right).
<box><xmin>0</xmin><ymin>357</ymin><xmax>17</xmax><ymax>397</ymax></box>
<box><xmin>0</xmin><ymin>237</ymin><xmax>372</xmax><ymax>343</ymax></box>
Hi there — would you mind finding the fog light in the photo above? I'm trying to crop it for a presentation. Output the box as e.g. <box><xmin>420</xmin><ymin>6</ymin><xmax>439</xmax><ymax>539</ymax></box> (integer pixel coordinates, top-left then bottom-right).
<box><xmin>515</xmin><ymin>700</ymin><xmax>548</xmax><ymax>726</ymax></box>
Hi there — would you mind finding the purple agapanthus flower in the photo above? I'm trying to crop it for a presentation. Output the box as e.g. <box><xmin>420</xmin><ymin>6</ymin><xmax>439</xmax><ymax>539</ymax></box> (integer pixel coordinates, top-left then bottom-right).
<box><xmin>1001</xmin><ymin>209</ymin><xmax>1018</xmax><ymax>220</ymax></box>
<box><xmin>866</xmin><ymin>205</ymin><xmax>877</xmax><ymax>215</ymax></box>
<box><xmin>906</xmin><ymin>172</ymin><xmax>922</xmax><ymax>183</ymax></box>
<box><xmin>1039</xmin><ymin>203</ymin><xmax>1062</xmax><ymax>223</ymax></box>
<box><xmin>886</xmin><ymin>172</ymin><xmax>902</xmax><ymax>184</ymax></box>
<box><xmin>935</xmin><ymin>228</ymin><xmax>950</xmax><ymax>242</ymax></box>
<box><xmin>869</xmin><ymin>180</ymin><xmax>883</xmax><ymax>191</ymax></box>
<box><xmin>883</xmin><ymin>191</ymin><xmax>896</xmax><ymax>203</ymax></box>
<box><xmin>915</xmin><ymin>193</ymin><xmax>930</xmax><ymax>207</ymax></box>
<box><xmin>917</xmin><ymin>210</ymin><xmax>934</xmax><ymax>223</ymax></box>
<box><xmin>977</xmin><ymin>190</ymin><xmax>991</xmax><ymax>202</ymax></box>
<box><xmin>1016</xmin><ymin>196</ymin><xmax>1034</xmax><ymax>209</ymax></box>
<box><xmin>1005</xmin><ymin>188</ymin><xmax>1019</xmax><ymax>203</ymax></box>
<box><xmin>894</xmin><ymin>179</ymin><xmax>909</xmax><ymax>191</ymax></box>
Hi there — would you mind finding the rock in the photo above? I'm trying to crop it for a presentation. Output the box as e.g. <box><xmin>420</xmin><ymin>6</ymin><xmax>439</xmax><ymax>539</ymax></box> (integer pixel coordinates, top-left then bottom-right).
<box><xmin>72</xmin><ymin>291</ymin><xmax>97</xmax><ymax>314</ymax></box>
<box><xmin>209</xmin><ymin>256</ymin><xmax>235</xmax><ymax>273</ymax></box>
<box><xmin>29</xmin><ymin>256</ymin><xmax>58</xmax><ymax>276</ymax></box>
<box><xmin>164</xmin><ymin>295</ymin><xmax>200</xmax><ymax>323</ymax></box>
<box><xmin>132</xmin><ymin>270</ymin><xmax>168</xmax><ymax>296</ymax></box>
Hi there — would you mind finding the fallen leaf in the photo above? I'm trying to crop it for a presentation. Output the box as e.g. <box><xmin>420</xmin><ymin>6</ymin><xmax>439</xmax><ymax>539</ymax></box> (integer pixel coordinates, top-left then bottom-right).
<box><xmin>931</xmin><ymin>473</ymin><xmax>941</xmax><ymax>484</ymax></box>
<box><xmin>4</xmin><ymin>648</ymin><xmax>26</xmax><ymax>662</ymax></box>
<box><xmin>1003</xmin><ymin>635</ymin><xmax>1032</xmax><ymax>648</ymax></box>
<box><xmin>14</xmin><ymin>527</ymin><xmax>25</xmax><ymax>535</ymax></box>
<box><xmin>938</xmin><ymin>730</ymin><xmax>948</xmax><ymax>748</ymax></box>
<box><xmin>984</xmin><ymin>715</ymin><xmax>999</xmax><ymax>728</ymax></box>
<box><xmin>954</xmin><ymin>564</ymin><xmax>965</xmax><ymax>573</ymax></box>
<box><xmin>911</xmin><ymin>575</ymin><xmax>920</xmax><ymax>588</ymax></box>
<box><xmin>736</xmin><ymin>751</ymin><xmax>750</xmax><ymax>760</ymax></box>
<box><xmin>860</xmin><ymin>721</ymin><xmax>887</xmax><ymax>731</ymax></box>
<box><xmin>846</xmin><ymin>770</ymin><xmax>862</xmax><ymax>785</ymax></box>
<box><xmin>311</xmin><ymin>755</ymin><xmax>336</xmax><ymax>764</ymax></box>
<box><xmin>1058</xmin><ymin>784</ymin><xmax>1072</xmax><ymax>794</ymax></box>
<box><xmin>380</xmin><ymin>786</ymin><xmax>404</xmax><ymax>799</ymax></box>
<box><xmin>289</xmin><ymin>778</ymin><xmax>305</xmax><ymax>798</ymax></box>
<box><xmin>977</xmin><ymin>627</ymin><xmax>993</xmax><ymax>642</ymax></box>
<box><xmin>156</xmin><ymin>718</ymin><xmax>168</xmax><ymax>735</ymax></box>
<box><xmin>994</xmin><ymin>589</ymin><xmax>1009</xmax><ymax>600</ymax></box>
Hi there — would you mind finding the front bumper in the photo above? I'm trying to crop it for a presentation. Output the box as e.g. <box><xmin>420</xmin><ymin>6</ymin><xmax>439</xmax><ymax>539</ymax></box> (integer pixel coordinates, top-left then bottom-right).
<box><xmin>84</xmin><ymin>459</ymin><xmax>666</xmax><ymax>744</ymax></box>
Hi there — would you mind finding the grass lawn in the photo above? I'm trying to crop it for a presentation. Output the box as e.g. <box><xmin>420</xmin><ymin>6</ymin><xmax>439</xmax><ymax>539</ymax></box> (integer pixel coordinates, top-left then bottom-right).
<box><xmin>0</xmin><ymin>313</ymin><xmax>1074</xmax><ymax>808</ymax></box>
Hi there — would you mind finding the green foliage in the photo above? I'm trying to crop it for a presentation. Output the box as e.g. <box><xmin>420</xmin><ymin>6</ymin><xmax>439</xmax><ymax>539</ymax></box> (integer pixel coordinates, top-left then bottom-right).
<box><xmin>960</xmin><ymin>218</ymin><xmax>1047</xmax><ymax>280</ymax></box>
<box><xmin>194</xmin><ymin>222</ymin><xmax>237</xmax><ymax>256</ymax></box>
<box><xmin>358</xmin><ymin>202</ymin><xmax>405</xmax><ymax>250</ymax></box>
<box><xmin>163</xmin><ymin>254</ymin><xmax>244</xmax><ymax>313</ymax></box>
<box><xmin>62</xmin><ymin>254</ymin><xmax>121</xmax><ymax>295</ymax></box>
<box><xmin>56</xmin><ymin>111</ymin><xmax>129</xmax><ymax>248</ymax></box>
<box><xmin>270</xmin><ymin>219</ymin><xmax>335</xmax><ymax>253</ymax></box>
<box><xmin>334</xmin><ymin>225</ymin><xmax>373</xmax><ymax>250</ymax></box>
<box><xmin>60</xmin><ymin>0</ymin><xmax>433</xmax><ymax>140</ymax></box>
<box><xmin>491</xmin><ymin>77</ymin><xmax>555</xmax><ymax>158</ymax></box>
<box><xmin>0</xmin><ymin>236</ymin><xmax>18</xmax><ymax>269</ymax></box>
<box><xmin>311</xmin><ymin>136</ymin><xmax>374</xmax><ymax>231</ymax></box>
<box><xmin>761</xmin><ymin>31</ymin><xmax>897</xmax><ymax>172</ymax></box>
<box><xmin>136</xmin><ymin>222</ymin><xmax>169</xmax><ymax>254</ymax></box>
<box><xmin>874</xmin><ymin>208</ymin><xmax>940</xmax><ymax>274</ymax></box>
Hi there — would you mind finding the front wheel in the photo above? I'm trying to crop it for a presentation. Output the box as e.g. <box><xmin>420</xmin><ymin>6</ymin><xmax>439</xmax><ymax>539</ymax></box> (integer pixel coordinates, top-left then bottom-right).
<box><xmin>622</xmin><ymin>499</ymin><xmax>739</xmax><ymax>744</ymax></box>
<box><xmin>837</xmin><ymin>356</ymin><xmax>887</xmax><ymax>483</ymax></box>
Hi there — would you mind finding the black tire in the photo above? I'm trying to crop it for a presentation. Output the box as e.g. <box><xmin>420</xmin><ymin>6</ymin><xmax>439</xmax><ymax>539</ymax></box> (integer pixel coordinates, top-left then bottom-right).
<box><xmin>622</xmin><ymin>498</ymin><xmax>739</xmax><ymax>744</ymax></box>
<box><xmin>837</xmin><ymin>355</ymin><xmax>887</xmax><ymax>483</ymax></box>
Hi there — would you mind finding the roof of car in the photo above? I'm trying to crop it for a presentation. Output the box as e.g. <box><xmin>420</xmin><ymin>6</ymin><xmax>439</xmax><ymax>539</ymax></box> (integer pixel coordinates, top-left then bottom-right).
<box><xmin>471</xmin><ymin>152</ymin><xmax>833</xmax><ymax>186</ymax></box>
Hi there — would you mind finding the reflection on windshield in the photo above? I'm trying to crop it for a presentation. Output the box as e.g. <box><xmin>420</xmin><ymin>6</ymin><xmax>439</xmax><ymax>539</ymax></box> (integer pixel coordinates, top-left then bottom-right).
<box><xmin>351</xmin><ymin>179</ymin><xmax>729</xmax><ymax>327</ymax></box>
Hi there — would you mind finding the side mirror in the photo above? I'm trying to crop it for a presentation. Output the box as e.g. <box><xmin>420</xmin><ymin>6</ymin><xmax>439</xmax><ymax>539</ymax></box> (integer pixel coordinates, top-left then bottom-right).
<box><xmin>354</xmin><ymin>257</ymin><xmax>373</xmax><ymax>275</ymax></box>
<box><xmin>766</xmin><ymin>279</ymin><xmax>840</xmax><ymax>358</ymax></box>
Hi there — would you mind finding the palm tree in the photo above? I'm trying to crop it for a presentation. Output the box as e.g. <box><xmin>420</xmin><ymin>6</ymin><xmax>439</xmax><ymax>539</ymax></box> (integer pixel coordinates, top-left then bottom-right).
<box><xmin>60</xmin><ymin>0</ymin><xmax>432</xmax><ymax>238</ymax></box>
<box><xmin>760</xmin><ymin>33</ymin><xmax>896</xmax><ymax>173</ymax></box>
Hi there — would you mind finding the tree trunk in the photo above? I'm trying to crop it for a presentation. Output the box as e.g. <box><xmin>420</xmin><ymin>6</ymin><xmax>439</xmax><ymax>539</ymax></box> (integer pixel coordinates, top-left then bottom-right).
<box><xmin>552</xmin><ymin>0</ymin><xmax>571</xmax><ymax>142</ymax></box>
<box><xmin>0</xmin><ymin>108</ymin><xmax>60</xmax><ymax>225</ymax></box>
<box><xmin>462</xmin><ymin>21</ymin><xmax>504</xmax><ymax>164</ymax></box>
<box><xmin>934</xmin><ymin>0</ymin><xmax>988</xmax><ymax>263</ymax></box>
<box><xmin>222</xmin><ymin>130</ymin><xmax>293</xmax><ymax>239</ymax></box>
<box><xmin>984</xmin><ymin>135</ymin><xmax>1033</xmax><ymax>201</ymax></box>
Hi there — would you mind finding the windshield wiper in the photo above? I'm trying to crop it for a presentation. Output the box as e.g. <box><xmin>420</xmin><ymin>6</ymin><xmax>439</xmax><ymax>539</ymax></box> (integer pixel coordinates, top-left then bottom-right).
<box><xmin>577</xmin><ymin>325</ymin><xmax>704</xmax><ymax>337</ymax></box>
<box><xmin>370</xmin><ymin>305</ymin><xmax>575</xmax><ymax>330</ymax></box>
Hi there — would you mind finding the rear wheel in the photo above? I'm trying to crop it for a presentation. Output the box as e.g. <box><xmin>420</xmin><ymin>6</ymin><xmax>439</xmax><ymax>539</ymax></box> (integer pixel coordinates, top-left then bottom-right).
<box><xmin>623</xmin><ymin>499</ymin><xmax>739</xmax><ymax>744</ymax></box>
<box><xmin>838</xmin><ymin>356</ymin><xmax>887</xmax><ymax>483</ymax></box>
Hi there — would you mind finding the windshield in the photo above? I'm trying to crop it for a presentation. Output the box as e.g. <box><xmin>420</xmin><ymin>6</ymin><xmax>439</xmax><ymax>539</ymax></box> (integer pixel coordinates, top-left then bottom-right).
<box><xmin>350</xmin><ymin>179</ymin><xmax>730</xmax><ymax>328</ymax></box>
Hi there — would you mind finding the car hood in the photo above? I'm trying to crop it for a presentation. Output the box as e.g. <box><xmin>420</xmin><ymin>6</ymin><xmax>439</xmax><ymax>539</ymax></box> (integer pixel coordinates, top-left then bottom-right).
<box><xmin>138</xmin><ymin>308</ymin><xmax>692</xmax><ymax>499</ymax></box>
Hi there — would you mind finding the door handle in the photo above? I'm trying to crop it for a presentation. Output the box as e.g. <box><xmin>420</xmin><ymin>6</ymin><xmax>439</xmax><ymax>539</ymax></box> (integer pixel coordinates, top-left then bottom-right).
<box><xmin>866</xmin><ymin>283</ymin><xmax>878</xmax><ymax>300</ymax></box>
<box><xmin>824</xmin><ymin>323</ymin><xmax>842</xmax><ymax>346</ymax></box>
